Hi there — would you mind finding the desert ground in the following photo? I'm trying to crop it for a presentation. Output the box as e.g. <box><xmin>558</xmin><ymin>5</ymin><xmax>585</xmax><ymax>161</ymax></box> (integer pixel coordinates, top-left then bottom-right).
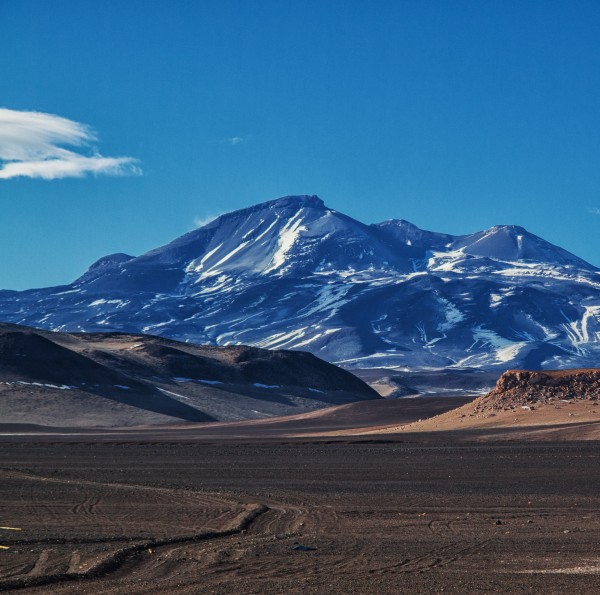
<box><xmin>2</xmin><ymin>394</ymin><xmax>600</xmax><ymax>594</ymax></box>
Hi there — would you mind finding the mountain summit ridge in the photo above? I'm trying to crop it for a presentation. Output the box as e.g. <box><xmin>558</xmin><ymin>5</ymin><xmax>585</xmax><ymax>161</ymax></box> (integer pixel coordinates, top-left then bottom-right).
<box><xmin>1</xmin><ymin>194</ymin><xmax>599</xmax><ymax>370</ymax></box>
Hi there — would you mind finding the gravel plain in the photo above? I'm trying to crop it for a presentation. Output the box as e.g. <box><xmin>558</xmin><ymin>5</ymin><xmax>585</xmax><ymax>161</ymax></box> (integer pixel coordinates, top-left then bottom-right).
<box><xmin>2</xmin><ymin>437</ymin><xmax>600</xmax><ymax>594</ymax></box>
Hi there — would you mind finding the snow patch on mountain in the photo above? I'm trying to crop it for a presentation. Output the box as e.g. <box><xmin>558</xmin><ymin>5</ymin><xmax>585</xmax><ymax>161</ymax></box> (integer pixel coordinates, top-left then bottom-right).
<box><xmin>468</xmin><ymin>327</ymin><xmax>527</xmax><ymax>363</ymax></box>
<box><xmin>264</xmin><ymin>211</ymin><xmax>307</xmax><ymax>274</ymax></box>
<box><xmin>437</xmin><ymin>297</ymin><xmax>465</xmax><ymax>332</ymax></box>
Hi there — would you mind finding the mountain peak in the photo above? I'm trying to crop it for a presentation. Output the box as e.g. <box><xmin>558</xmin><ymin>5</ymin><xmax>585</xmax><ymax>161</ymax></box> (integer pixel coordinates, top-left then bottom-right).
<box><xmin>375</xmin><ymin>218</ymin><xmax>454</xmax><ymax>249</ymax></box>
<box><xmin>76</xmin><ymin>252</ymin><xmax>135</xmax><ymax>284</ymax></box>
<box><xmin>452</xmin><ymin>225</ymin><xmax>596</xmax><ymax>269</ymax></box>
<box><xmin>269</xmin><ymin>195</ymin><xmax>325</xmax><ymax>209</ymax></box>
<box><xmin>222</xmin><ymin>195</ymin><xmax>326</xmax><ymax>218</ymax></box>
<box><xmin>489</xmin><ymin>224</ymin><xmax>527</xmax><ymax>234</ymax></box>
<box><xmin>195</xmin><ymin>195</ymin><xmax>327</xmax><ymax>230</ymax></box>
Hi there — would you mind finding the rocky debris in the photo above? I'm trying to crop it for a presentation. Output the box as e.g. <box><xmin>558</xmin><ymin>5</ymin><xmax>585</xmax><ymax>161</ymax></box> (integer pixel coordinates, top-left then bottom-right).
<box><xmin>468</xmin><ymin>369</ymin><xmax>600</xmax><ymax>415</ymax></box>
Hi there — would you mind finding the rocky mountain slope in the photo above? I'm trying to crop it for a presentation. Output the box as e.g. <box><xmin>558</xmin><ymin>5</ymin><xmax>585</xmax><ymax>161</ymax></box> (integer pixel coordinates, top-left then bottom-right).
<box><xmin>0</xmin><ymin>323</ymin><xmax>379</xmax><ymax>427</ymax></box>
<box><xmin>1</xmin><ymin>195</ymin><xmax>599</xmax><ymax>370</ymax></box>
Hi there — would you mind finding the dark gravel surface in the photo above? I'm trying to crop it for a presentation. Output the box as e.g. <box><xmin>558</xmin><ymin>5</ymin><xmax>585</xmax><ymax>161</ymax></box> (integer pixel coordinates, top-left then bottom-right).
<box><xmin>1</xmin><ymin>440</ymin><xmax>600</xmax><ymax>593</ymax></box>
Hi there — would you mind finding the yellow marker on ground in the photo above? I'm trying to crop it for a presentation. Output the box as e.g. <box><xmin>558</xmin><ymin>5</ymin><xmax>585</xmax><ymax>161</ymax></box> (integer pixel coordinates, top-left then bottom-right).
<box><xmin>0</xmin><ymin>546</ymin><xmax>10</xmax><ymax>550</ymax></box>
<box><xmin>0</xmin><ymin>527</ymin><xmax>21</xmax><ymax>531</ymax></box>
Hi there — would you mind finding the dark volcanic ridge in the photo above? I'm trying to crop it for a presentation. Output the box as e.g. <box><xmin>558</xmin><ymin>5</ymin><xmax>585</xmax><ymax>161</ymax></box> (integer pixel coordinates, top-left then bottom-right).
<box><xmin>0</xmin><ymin>323</ymin><xmax>379</xmax><ymax>427</ymax></box>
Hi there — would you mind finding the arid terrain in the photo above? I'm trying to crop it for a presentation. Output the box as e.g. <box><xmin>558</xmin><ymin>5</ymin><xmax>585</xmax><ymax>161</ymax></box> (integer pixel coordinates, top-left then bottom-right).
<box><xmin>2</xmin><ymin>440</ymin><xmax>600</xmax><ymax>594</ymax></box>
<box><xmin>2</xmin><ymin>367</ymin><xmax>600</xmax><ymax>593</ymax></box>
<box><xmin>391</xmin><ymin>369</ymin><xmax>600</xmax><ymax>441</ymax></box>
<box><xmin>0</xmin><ymin>323</ymin><xmax>378</xmax><ymax>427</ymax></box>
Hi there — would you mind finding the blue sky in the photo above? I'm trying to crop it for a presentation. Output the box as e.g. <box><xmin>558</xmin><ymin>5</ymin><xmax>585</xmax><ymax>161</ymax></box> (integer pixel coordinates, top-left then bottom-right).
<box><xmin>1</xmin><ymin>0</ymin><xmax>600</xmax><ymax>289</ymax></box>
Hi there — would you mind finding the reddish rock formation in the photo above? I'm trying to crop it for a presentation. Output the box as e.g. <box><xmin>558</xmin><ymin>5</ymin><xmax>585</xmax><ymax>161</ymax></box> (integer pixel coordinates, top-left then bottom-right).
<box><xmin>475</xmin><ymin>369</ymin><xmax>600</xmax><ymax>413</ymax></box>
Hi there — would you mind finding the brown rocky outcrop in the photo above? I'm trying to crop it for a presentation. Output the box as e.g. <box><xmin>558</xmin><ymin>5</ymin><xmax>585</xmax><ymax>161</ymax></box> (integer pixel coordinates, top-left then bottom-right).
<box><xmin>474</xmin><ymin>369</ymin><xmax>600</xmax><ymax>413</ymax></box>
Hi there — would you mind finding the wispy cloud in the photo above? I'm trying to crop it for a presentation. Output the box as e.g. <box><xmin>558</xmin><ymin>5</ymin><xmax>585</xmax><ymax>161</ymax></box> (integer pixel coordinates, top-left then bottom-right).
<box><xmin>587</xmin><ymin>207</ymin><xmax>600</xmax><ymax>215</ymax></box>
<box><xmin>194</xmin><ymin>212</ymin><xmax>224</xmax><ymax>228</ymax></box>
<box><xmin>221</xmin><ymin>136</ymin><xmax>246</xmax><ymax>146</ymax></box>
<box><xmin>0</xmin><ymin>107</ymin><xmax>141</xmax><ymax>180</ymax></box>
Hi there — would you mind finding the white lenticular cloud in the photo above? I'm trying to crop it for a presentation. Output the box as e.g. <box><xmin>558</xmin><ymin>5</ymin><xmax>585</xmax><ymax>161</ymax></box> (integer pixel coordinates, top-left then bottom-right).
<box><xmin>0</xmin><ymin>107</ymin><xmax>141</xmax><ymax>180</ymax></box>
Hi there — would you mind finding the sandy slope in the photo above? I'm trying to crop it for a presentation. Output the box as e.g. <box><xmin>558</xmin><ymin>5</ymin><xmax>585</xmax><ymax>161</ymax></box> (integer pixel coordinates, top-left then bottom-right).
<box><xmin>369</xmin><ymin>369</ymin><xmax>600</xmax><ymax>441</ymax></box>
<box><xmin>377</xmin><ymin>399</ymin><xmax>600</xmax><ymax>439</ymax></box>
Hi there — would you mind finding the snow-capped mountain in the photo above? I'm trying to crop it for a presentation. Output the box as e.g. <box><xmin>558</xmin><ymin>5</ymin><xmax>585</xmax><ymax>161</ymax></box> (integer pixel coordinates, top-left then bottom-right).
<box><xmin>1</xmin><ymin>194</ymin><xmax>599</xmax><ymax>370</ymax></box>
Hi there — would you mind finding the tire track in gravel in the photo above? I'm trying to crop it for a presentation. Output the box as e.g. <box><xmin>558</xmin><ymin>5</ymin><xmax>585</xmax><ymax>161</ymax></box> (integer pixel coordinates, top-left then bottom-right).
<box><xmin>370</xmin><ymin>538</ymin><xmax>493</xmax><ymax>575</ymax></box>
<box><xmin>72</xmin><ymin>494</ymin><xmax>102</xmax><ymax>517</ymax></box>
<box><xmin>0</xmin><ymin>469</ymin><xmax>244</xmax><ymax>536</ymax></box>
<box><xmin>0</xmin><ymin>469</ymin><xmax>240</xmax><ymax>511</ymax></box>
<box><xmin>0</xmin><ymin>503</ymin><xmax>268</xmax><ymax>592</ymax></box>
<box><xmin>0</xmin><ymin>468</ymin><xmax>271</xmax><ymax>591</ymax></box>
<box><xmin>427</xmin><ymin>518</ymin><xmax>459</xmax><ymax>537</ymax></box>
<box><xmin>247</xmin><ymin>504</ymin><xmax>304</xmax><ymax>537</ymax></box>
